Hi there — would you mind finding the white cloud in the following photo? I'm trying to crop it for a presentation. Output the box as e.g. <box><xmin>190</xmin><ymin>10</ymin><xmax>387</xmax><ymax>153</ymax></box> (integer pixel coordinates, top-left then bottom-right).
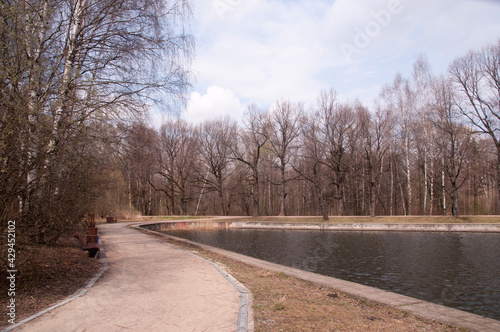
<box><xmin>182</xmin><ymin>86</ymin><xmax>245</xmax><ymax>124</ymax></box>
<box><xmin>188</xmin><ymin>0</ymin><xmax>500</xmax><ymax>117</ymax></box>
<box><xmin>191</xmin><ymin>0</ymin><xmax>330</xmax><ymax>108</ymax></box>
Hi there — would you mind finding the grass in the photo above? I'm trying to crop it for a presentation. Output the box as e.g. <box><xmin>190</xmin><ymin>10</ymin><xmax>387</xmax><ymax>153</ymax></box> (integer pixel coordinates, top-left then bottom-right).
<box><xmin>154</xmin><ymin>235</ymin><xmax>466</xmax><ymax>332</ymax></box>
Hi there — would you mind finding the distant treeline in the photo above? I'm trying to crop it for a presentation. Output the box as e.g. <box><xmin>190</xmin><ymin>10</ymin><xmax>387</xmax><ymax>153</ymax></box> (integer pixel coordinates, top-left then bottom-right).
<box><xmin>123</xmin><ymin>41</ymin><xmax>500</xmax><ymax>219</ymax></box>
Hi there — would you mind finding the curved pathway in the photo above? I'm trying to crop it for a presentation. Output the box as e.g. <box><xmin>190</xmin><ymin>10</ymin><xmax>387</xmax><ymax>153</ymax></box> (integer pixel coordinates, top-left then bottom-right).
<box><xmin>15</xmin><ymin>223</ymin><xmax>241</xmax><ymax>331</ymax></box>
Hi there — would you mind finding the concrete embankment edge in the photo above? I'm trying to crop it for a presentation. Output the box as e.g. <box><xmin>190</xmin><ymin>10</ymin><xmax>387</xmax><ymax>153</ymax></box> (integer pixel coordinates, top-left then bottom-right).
<box><xmin>237</xmin><ymin>222</ymin><xmax>500</xmax><ymax>232</ymax></box>
<box><xmin>139</xmin><ymin>221</ymin><xmax>500</xmax><ymax>332</ymax></box>
<box><xmin>142</xmin><ymin>221</ymin><xmax>500</xmax><ymax>232</ymax></box>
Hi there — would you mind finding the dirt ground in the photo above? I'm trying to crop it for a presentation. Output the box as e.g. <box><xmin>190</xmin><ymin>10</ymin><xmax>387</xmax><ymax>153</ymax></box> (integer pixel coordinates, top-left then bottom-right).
<box><xmin>0</xmin><ymin>237</ymin><xmax>102</xmax><ymax>328</ymax></box>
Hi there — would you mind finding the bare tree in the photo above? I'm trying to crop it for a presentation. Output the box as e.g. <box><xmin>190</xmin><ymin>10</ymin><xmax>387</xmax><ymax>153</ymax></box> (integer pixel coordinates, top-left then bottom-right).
<box><xmin>430</xmin><ymin>77</ymin><xmax>473</xmax><ymax>217</ymax></box>
<box><xmin>295</xmin><ymin>108</ymin><xmax>330</xmax><ymax>220</ymax></box>
<box><xmin>197</xmin><ymin>117</ymin><xmax>238</xmax><ymax>216</ymax></box>
<box><xmin>317</xmin><ymin>91</ymin><xmax>357</xmax><ymax>215</ymax></box>
<box><xmin>450</xmin><ymin>40</ymin><xmax>500</xmax><ymax>211</ymax></box>
<box><xmin>157</xmin><ymin>119</ymin><xmax>198</xmax><ymax>215</ymax></box>
<box><xmin>122</xmin><ymin>123</ymin><xmax>159</xmax><ymax>215</ymax></box>
<box><xmin>294</xmin><ymin>90</ymin><xmax>364</xmax><ymax>219</ymax></box>
<box><xmin>231</xmin><ymin>105</ymin><xmax>268</xmax><ymax>217</ymax></box>
<box><xmin>360</xmin><ymin>105</ymin><xmax>393</xmax><ymax>217</ymax></box>
<box><xmin>266</xmin><ymin>100</ymin><xmax>303</xmax><ymax>216</ymax></box>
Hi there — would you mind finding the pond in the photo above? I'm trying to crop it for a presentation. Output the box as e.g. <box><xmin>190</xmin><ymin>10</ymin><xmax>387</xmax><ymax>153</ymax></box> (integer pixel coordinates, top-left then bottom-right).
<box><xmin>163</xmin><ymin>229</ymin><xmax>500</xmax><ymax>320</ymax></box>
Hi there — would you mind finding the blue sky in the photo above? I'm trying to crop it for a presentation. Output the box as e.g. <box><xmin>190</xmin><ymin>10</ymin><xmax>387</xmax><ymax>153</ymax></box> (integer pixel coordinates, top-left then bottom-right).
<box><xmin>178</xmin><ymin>0</ymin><xmax>500</xmax><ymax>124</ymax></box>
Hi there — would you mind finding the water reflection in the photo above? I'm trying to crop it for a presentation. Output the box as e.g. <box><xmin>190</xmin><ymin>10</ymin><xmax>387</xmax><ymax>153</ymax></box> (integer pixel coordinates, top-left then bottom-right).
<box><xmin>164</xmin><ymin>229</ymin><xmax>500</xmax><ymax>320</ymax></box>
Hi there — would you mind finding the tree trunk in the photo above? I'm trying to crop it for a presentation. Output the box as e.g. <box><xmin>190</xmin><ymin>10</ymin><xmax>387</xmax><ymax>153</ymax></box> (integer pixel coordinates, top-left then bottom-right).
<box><xmin>390</xmin><ymin>153</ymin><xmax>394</xmax><ymax>216</ymax></box>
<box><xmin>405</xmin><ymin>136</ymin><xmax>412</xmax><ymax>215</ymax></box>
<box><xmin>313</xmin><ymin>164</ymin><xmax>328</xmax><ymax>221</ymax></box>
<box><xmin>497</xmin><ymin>146</ymin><xmax>500</xmax><ymax>213</ymax></box>
<box><xmin>451</xmin><ymin>192</ymin><xmax>459</xmax><ymax>218</ymax></box>
<box><xmin>369</xmin><ymin>182</ymin><xmax>377</xmax><ymax>217</ymax></box>
<box><xmin>219</xmin><ymin>191</ymin><xmax>227</xmax><ymax>216</ymax></box>
<box><xmin>279</xmin><ymin>163</ymin><xmax>286</xmax><ymax>216</ymax></box>
<box><xmin>429</xmin><ymin>158</ymin><xmax>434</xmax><ymax>215</ymax></box>
<box><xmin>442</xmin><ymin>157</ymin><xmax>447</xmax><ymax>215</ymax></box>
<box><xmin>52</xmin><ymin>0</ymin><xmax>87</xmax><ymax>139</ymax></box>
<box><xmin>399</xmin><ymin>173</ymin><xmax>407</xmax><ymax>216</ymax></box>
<box><xmin>316</xmin><ymin>185</ymin><xmax>329</xmax><ymax>221</ymax></box>
<box><xmin>252</xmin><ymin>169</ymin><xmax>260</xmax><ymax>218</ymax></box>
<box><xmin>423</xmin><ymin>152</ymin><xmax>428</xmax><ymax>214</ymax></box>
<box><xmin>170</xmin><ymin>184</ymin><xmax>175</xmax><ymax>215</ymax></box>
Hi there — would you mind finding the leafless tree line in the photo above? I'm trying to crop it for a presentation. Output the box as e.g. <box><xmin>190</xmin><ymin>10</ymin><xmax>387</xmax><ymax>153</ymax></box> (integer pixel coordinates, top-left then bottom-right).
<box><xmin>0</xmin><ymin>0</ymin><xmax>193</xmax><ymax>244</ymax></box>
<box><xmin>123</xmin><ymin>40</ymin><xmax>499</xmax><ymax>219</ymax></box>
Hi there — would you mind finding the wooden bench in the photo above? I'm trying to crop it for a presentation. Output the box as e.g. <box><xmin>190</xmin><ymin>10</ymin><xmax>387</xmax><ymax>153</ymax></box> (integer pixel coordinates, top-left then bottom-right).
<box><xmin>106</xmin><ymin>216</ymin><xmax>117</xmax><ymax>223</ymax></box>
<box><xmin>74</xmin><ymin>226</ymin><xmax>100</xmax><ymax>258</ymax></box>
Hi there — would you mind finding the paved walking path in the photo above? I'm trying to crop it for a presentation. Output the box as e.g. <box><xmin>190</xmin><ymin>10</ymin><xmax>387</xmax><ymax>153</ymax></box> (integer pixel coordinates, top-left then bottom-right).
<box><xmin>14</xmin><ymin>223</ymin><xmax>241</xmax><ymax>332</ymax></box>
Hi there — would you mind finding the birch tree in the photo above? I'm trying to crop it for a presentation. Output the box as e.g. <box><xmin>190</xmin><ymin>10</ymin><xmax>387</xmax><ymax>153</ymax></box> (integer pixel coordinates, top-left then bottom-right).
<box><xmin>381</xmin><ymin>74</ymin><xmax>415</xmax><ymax>215</ymax></box>
<box><xmin>412</xmin><ymin>55</ymin><xmax>434</xmax><ymax>214</ymax></box>
<box><xmin>0</xmin><ymin>0</ymin><xmax>194</xmax><ymax>239</ymax></box>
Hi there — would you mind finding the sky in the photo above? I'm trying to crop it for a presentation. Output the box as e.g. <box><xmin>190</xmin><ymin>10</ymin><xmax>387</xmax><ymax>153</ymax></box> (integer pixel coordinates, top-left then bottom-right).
<box><xmin>176</xmin><ymin>0</ymin><xmax>500</xmax><ymax>124</ymax></box>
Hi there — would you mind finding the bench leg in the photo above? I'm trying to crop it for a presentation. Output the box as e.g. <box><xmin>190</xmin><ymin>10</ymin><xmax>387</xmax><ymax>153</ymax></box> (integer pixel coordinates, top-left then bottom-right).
<box><xmin>87</xmin><ymin>248</ymin><xmax>99</xmax><ymax>258</ymax></box>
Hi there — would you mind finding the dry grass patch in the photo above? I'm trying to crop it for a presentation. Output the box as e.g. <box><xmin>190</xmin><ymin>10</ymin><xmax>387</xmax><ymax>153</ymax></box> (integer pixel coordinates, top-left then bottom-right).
<box><xmin>219</xmin><ymin>255</ymin><xmax>462</xmax><ymax>332</ymax></box>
